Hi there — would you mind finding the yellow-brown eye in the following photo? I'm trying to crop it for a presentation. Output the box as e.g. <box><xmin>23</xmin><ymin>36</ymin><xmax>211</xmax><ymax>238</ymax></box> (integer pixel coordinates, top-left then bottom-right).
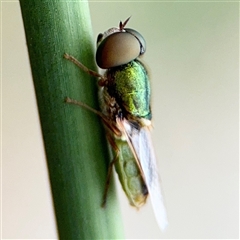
<box><xmin>96</xmin><ymin>32</ymin><xmax>141</xmax><ymax>69</ymax></box>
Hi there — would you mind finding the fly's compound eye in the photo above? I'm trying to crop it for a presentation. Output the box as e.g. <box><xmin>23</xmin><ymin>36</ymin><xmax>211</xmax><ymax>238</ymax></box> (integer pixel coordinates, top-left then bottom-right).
<box><xmin>96</xmin><ymin>30</ymin><xmax>146</xmax><ymax>69</ymax></box>
<box><xmin>124</xmin><ymin>28</ymin><xmax>146</xmax><ymax>55</ymax></box>
<box><xmin>97</xmin><ymin>33</ymin><xmax>104</xmax><ymax>47</ymax></box>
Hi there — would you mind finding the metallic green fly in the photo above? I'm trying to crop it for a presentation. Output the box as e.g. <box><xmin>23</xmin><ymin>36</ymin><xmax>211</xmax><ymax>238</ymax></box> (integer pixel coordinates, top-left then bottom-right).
<box><xmin>64</xmin><ymin>17</ymin><xmax>168</xmax><ymax>231</ymax></box>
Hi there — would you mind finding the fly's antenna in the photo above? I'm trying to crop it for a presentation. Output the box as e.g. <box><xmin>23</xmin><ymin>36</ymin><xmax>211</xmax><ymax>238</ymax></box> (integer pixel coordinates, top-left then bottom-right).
<box><xmin>119</xmin><ymin>16</ymin><xmax>131</xmax><ymax>31</ymax></box>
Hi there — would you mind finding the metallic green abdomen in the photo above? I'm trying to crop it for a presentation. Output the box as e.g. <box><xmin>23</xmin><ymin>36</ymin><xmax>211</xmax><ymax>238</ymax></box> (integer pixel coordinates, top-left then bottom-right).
<box><xmin>106</xmin><ymin>60</ymin><xmax>151</xmax><ymax>120</ymax></box>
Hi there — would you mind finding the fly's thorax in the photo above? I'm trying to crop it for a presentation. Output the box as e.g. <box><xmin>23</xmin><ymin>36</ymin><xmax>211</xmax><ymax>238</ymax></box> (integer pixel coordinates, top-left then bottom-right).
<box><xmin>114</xmin><ymin>138</ymin><xmax>148</xmax><ymax>207</ymax></box>
<box><xmin>106</xmin><ymin>59</ymin><xmax>152</xmax><ymax>122</ymax></box>
<box><xmin>98</xmin><ymin>86</ymin><xmax>122</xmax><ymax>122</ymax></box>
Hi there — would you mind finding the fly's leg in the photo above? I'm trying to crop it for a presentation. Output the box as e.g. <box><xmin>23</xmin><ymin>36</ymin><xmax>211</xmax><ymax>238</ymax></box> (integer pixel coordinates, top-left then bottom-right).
<box><xmin>64</xmin><ymin>54</ymin><xmax>122</xmax><ymax>207</ymax></box>
<box><xmin>65</xmin><ymin>97</ymin><xmax>121</xmax><ymax>137</ymax></box>
<box><xmin>63</xmin><ymin>53</ymin><xmax>107</xmax><ymax>86</ymax></box>
<box><xmin>101</xmin><ymin>134</ymin><xmax>120</xmax><ymax>208</ymax></box>
<box><xmin>65</xmin><ymin>97</ymin><xmax>106</xmax><ymax>119</ymax></box>
<box><xmin>65</xmin><ymin>97</ymin><xmax>121</xmax><ymax>207</ymax></box>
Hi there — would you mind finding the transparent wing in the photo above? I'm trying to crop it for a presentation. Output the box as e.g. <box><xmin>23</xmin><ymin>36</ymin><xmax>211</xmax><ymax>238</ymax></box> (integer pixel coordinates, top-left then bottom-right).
<box><xmin>118</xmin><ymin>118</ymin><xmax>168</xmax><ymax>231</ymax></box>
<box><xmin>133</xmin><ymin>126</ymin><xmax>168</xmax><ymax>231</ymax></box>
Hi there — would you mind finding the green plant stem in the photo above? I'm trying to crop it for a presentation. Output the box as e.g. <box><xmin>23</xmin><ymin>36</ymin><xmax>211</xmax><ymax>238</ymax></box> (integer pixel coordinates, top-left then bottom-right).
<box><xmin>19</xmin><ymin>1</ymin><xmax>124</xmax><ymax>239</ymax></box>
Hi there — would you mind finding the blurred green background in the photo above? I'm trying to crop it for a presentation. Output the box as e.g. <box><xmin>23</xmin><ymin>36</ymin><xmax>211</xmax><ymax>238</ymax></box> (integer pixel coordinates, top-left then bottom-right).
<box><xmin>2</xmin><ymin>1</ymin><xmax>238</xmax><ymax>239</ymax></box>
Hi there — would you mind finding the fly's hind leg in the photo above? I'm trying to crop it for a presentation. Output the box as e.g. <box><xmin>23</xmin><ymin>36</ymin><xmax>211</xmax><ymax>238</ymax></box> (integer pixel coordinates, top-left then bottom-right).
<box><xmin>101</xmin><ymin>134</ymin><xmax>120</xmax><ymax>208</ymax></box>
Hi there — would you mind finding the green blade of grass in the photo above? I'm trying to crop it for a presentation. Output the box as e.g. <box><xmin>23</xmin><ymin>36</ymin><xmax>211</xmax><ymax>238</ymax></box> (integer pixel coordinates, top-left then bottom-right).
<box><xmin>19</xmin><ymin>0</ymin><xmax>124</xmax><ymax>239</ymax></box>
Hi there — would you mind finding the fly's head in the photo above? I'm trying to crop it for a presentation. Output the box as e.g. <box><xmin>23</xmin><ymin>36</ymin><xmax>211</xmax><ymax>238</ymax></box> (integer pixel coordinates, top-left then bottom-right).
<box><xmin>96</xmin><ymin>17</ymin><xmax>146</xmax><ymax>69</ymax></box>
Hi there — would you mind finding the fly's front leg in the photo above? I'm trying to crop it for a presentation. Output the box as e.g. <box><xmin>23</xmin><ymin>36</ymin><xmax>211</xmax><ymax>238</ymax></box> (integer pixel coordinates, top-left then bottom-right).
<box><xmin>63</xmin><ymin>53</ymin><xmax>107</xmax><ymax>85</ymax></box>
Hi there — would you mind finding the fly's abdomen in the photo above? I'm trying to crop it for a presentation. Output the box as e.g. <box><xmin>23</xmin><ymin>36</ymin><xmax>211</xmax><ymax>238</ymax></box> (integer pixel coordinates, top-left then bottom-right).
<box><xmin>114</xmin><ymin>138</ymin><xmax>148</xmax><ymax>207</ymax></box>
<box><xmin>107</xmin><ymin>60</ymin><xmax>152</xmax><ymax>120</ymax></box>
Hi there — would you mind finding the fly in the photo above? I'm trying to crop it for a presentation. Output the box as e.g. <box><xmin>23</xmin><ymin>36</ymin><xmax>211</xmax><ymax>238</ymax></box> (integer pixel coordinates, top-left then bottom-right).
<box><xmin>64</xmin><ymin>17</ymin><xmax>168</xmax><ymax>231</ymax></box>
